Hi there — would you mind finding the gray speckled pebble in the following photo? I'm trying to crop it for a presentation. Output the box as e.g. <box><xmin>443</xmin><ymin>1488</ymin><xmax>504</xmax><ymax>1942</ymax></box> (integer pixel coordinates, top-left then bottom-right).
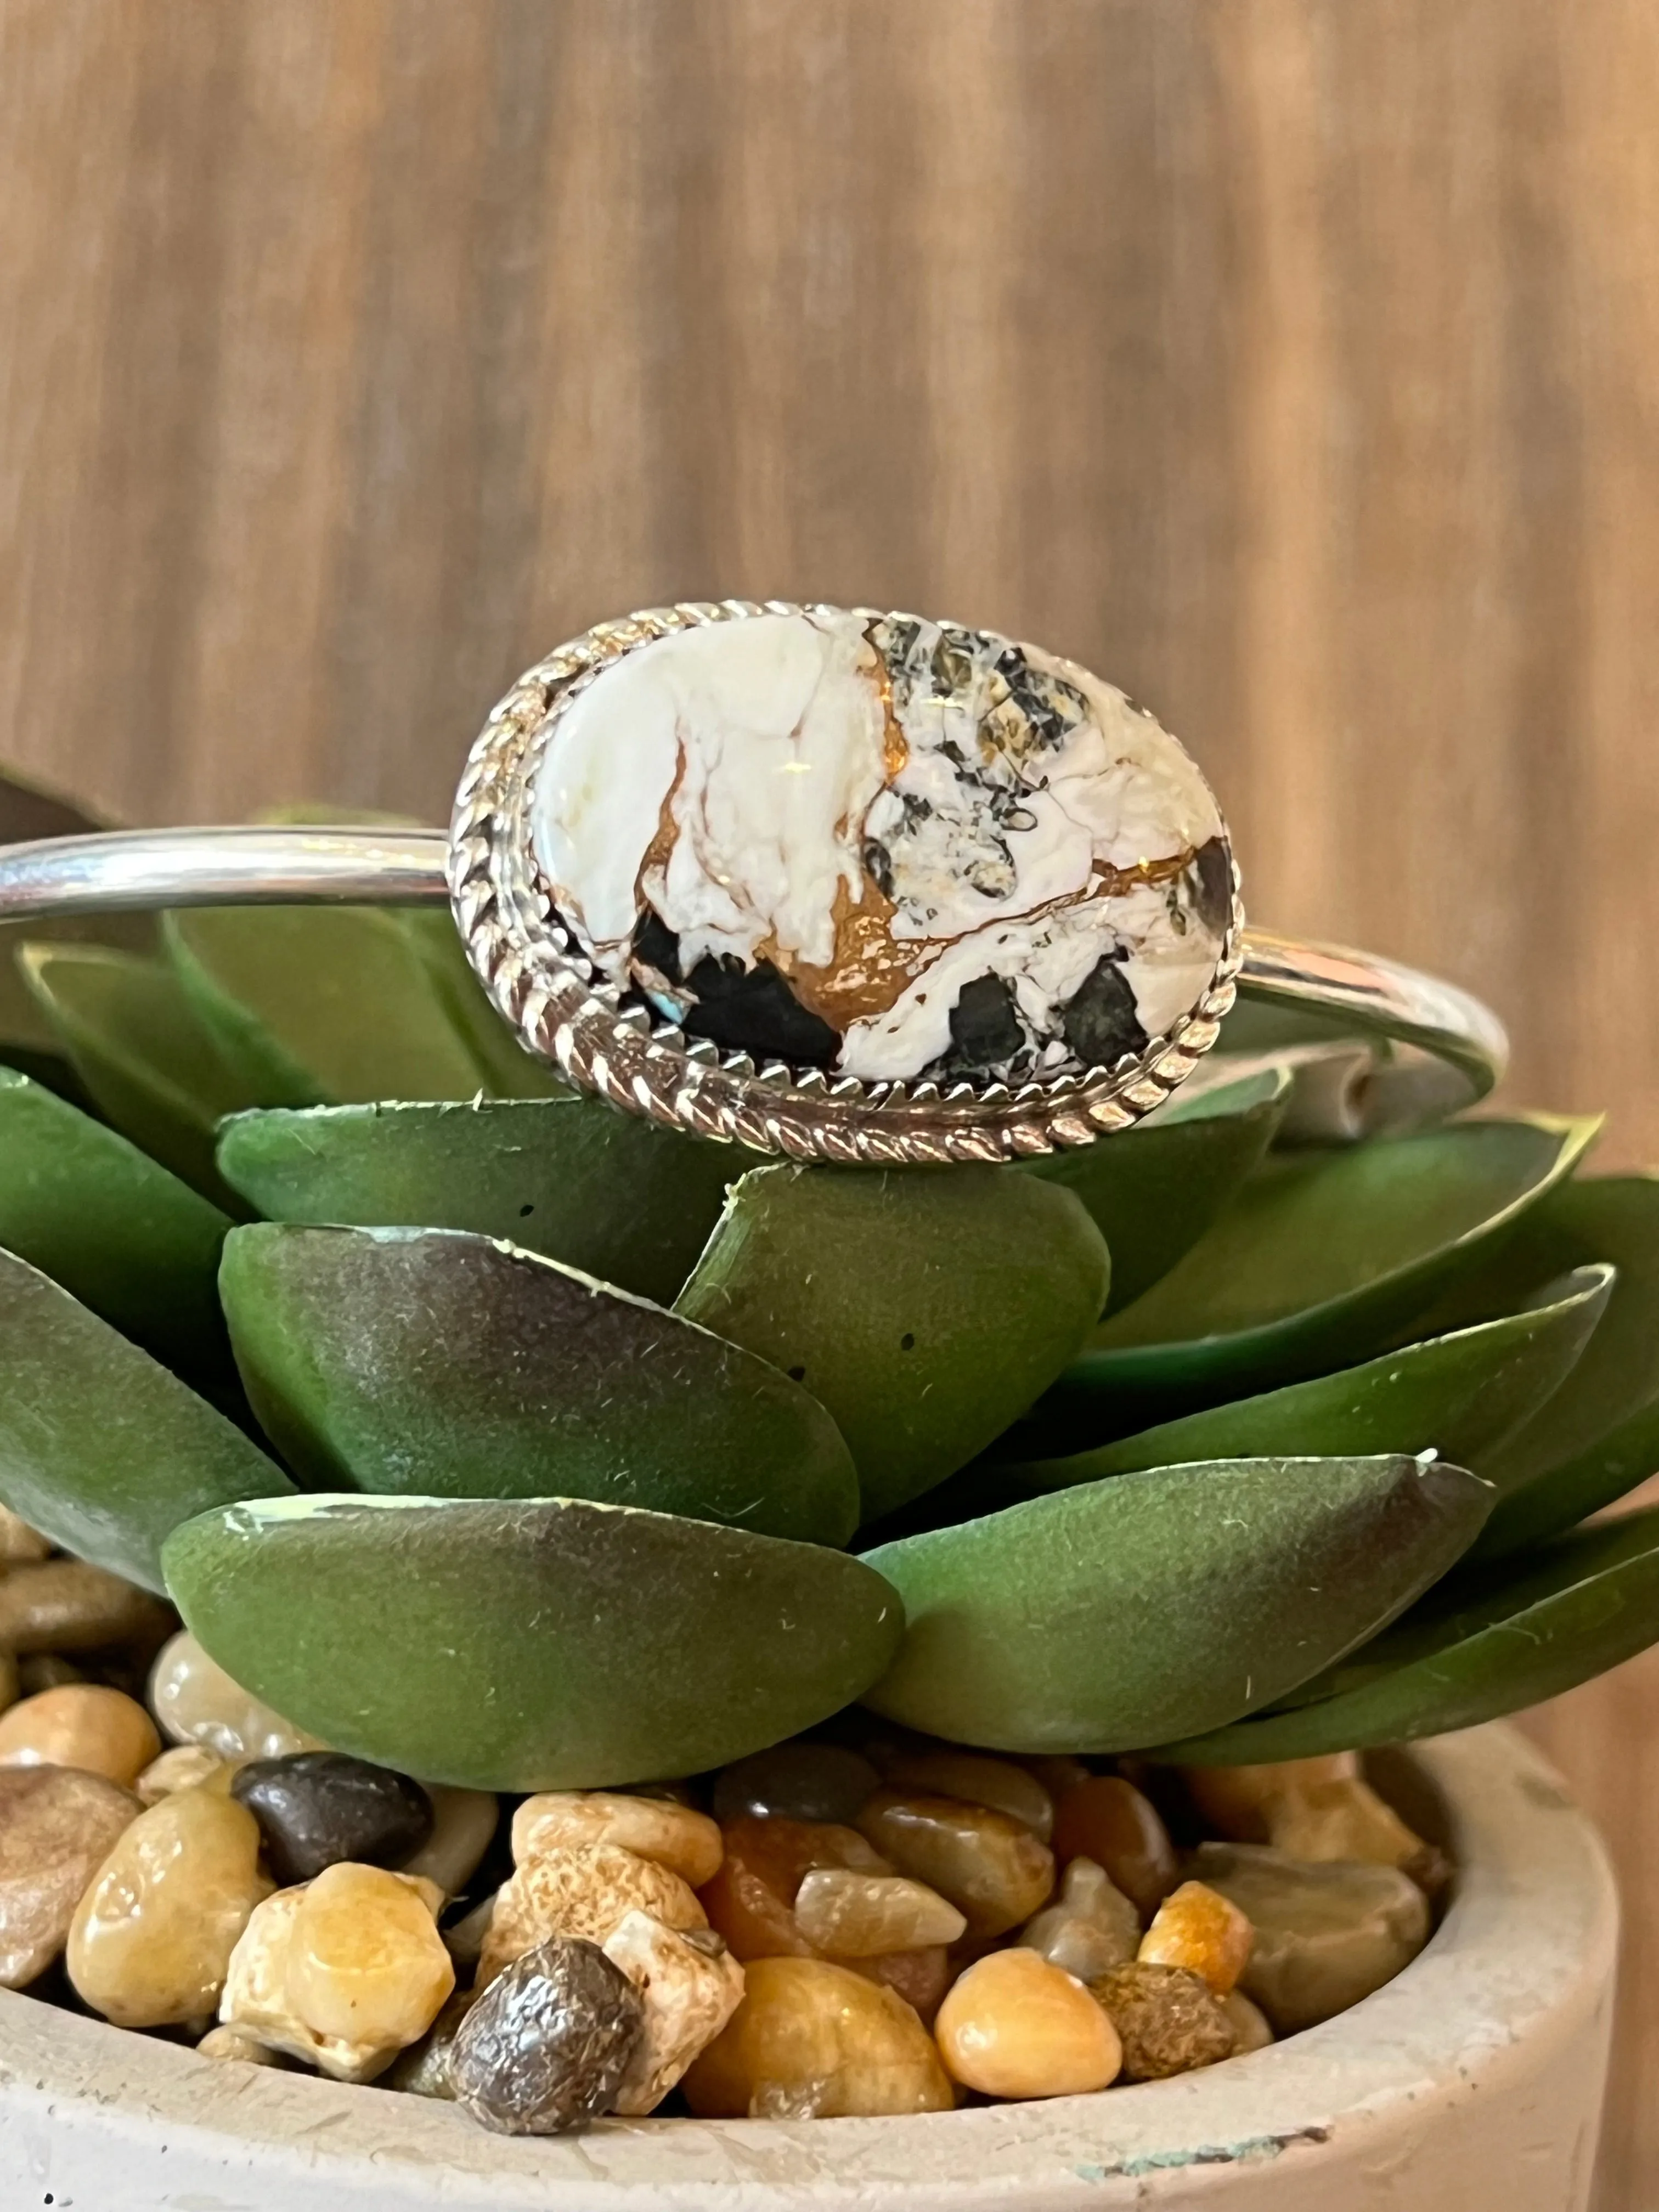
<box><xmin>450</xmin><ymin>1937</ymin><xmax>644</xmax><ymax>2135</ymax></box>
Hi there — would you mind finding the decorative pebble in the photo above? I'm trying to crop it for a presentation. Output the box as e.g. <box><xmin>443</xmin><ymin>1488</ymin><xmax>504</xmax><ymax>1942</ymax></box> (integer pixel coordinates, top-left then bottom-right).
<box><xmin>136</xmin><ymin>1743</ymin><xmax>235</xmax><ymax>1805</ymax></box>
<box><xmin>1137</xmin><ymin>1878</ymin><xmax>1254</xmax><ymax>1995</ymax></box>
<box><xmin>1183</xmin><ymin>1754</ymin><xmax>1361</xmax><ymax>1842</ymax></box>
<box><xmin>0</xmin><ymin>1560</ymin><xmax>172</xmax><ymax>1655</ymax></box>
<box><xmin>512</xmin><ymin>1790</ymin><xmax>723</xmax><ymax>1889</ymax></box>
<box><xmin>479</xmin><ymin>1842</ymin><xmax>706</xmax><ymax>1988</ymax></box>
<box><xmin>451</xmin><ymin>1936</ymin><xmax>645</xmax><ymax>2135</ymax></box>
<box><xmin>601</xmin><ymin>1909</ymin><xmax>747</xmax><ymax>2114</ymax></box>
<box><xmin>15</xmin><ymin>1654</ymin><xmax>82</xmax><ymax>1696</ymax></box>
<box><xmin>698</xmin><ymin>1815</ymin><xmax>886</xmax><ymax>1961</ymax></box>
<box><xmin>442</xmin><ymin>1891</ymin><xmax>498</xmax><ymax>1972</ymax></box>
<box><xmin>856</xmin><ymin>1791</ymin><xmax>1054</xmax><ymax>1939</ymax></box>
<box><xmin>1192</xmin><ymin>1842</ymin><xmax>1431</xmax><ymax>2034</ymax></box>
<box><xmin>1050</xmin><ymin>1775</ymin><xmax>1178</xmax><ymax>1918</ymax></box>
<box><xmin>67</xmin><ymin>1790</ymin><xmax>271</xmax><ymax>2028</ymax></box>
<box><xmin>196</xmin><ymin>2023</ymin><xmax>290</xmax><ymax>2067</ymax></box>
<box><xmin>0</xmin><ymin>1654</ymin><xmax>15</xmax><ymax>1717</ymax></box>
<box><xmin>399</xmin><ymin>1784</ymin><xmax>500</xmax><ymax>1897</ymax></box>
<box><xmin>382</xmin><ymin>1987</ymin><xmax>478</xmax><ymax>2098</ymax></box>
<box><xmin>149</xmin><ymin>1630</ymin><xmax>326</xmax><ymax>1762</ymax></box>
<box><xmin>935</xmin><ymin>1947</ymin><xmax>1121</xmax><ymax>2100</ymax></box>
<box><xmin>0</xmin><ymin>1684</ymin><xmax>160</xmax><ymax>1789</ymax></box>
<box><xmin>856</xmin><ymin>1944</ymin><xmax>952</xmax><ymax>2024</ymax></box>
<box><xmin>878</xmin><ymin>1749</ymin><xmax>1055</xmax><ymax>1841</ymax></box>
<box><xmin>221</xmin><ymin>1865</ymin><xmax>454</xmax><ymax>2081</ymax></box>
<box><xmin>1019</xmin><ymin>1857</ymin><xmax>1140</xmax><ymax>1982</ymax></box>
<box><xmin>232</xmin><ymin>1753</ymin><xmax>433</xmax><ymax>1886</ymax></box>
<box><xmin>0</xmin><ymin>1765</ymin><xmax>139</xmax><ymax>1988</ymax></box>
<box><xmin>1090</xmin><ymin>1961</ymin><xmax>1237</xmax><ymax>2081</ymax></box>
<box><xmin>792</xmin><ymin>1867</ymin><xmax>966</xmax><ymax>1956</ymax></box>
<box><xmin>1021</xmin><ymin>1755</ymin><xmax>1093</xmax><ymax>1799</ymax></box>
<box><xmin>712</xmin><ymin>1743</ymin><xmax>879</xmax><ymax>1827</ymax></box>
<box><xmin>682</xmin><ymin>1954</ymin><xmax>955</xmax><ymax>2119</ymax></box>
<box><xmin>0</xmin><ymin>1506</ymin><xmax>53</xmax><ymax>1564</ymax></box>
<box><xmin>1186</xmin><ymin>1755</ymin><xmax>1442</xmax><ymax>1886</ymax></box>
<box><xmin>1222</xmin><ymin>1987</ymin><xmax>1274</xmax><ymax>2055</ymax></box>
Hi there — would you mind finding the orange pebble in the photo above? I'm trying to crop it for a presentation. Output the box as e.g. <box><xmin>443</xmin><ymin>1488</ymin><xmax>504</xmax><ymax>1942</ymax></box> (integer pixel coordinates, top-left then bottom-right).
<box><xmin>1137</xmin><ymin>1878</ymin><xmax>1253</xmax><ymax>1995</ymax></box>
<box><xmin>1051</xmin><ymin>1776</ymin><xmax>1177</xmax><ymax>1918</ymax></box>
<box><xmin>698</xmin><ymin>1816</ymin><xmax>885</xmax><ymax>1963</ymax></box>
<box><xmin>935</xmin><ymin>1948</ymin><xmax>1121</xmax><ymax>2100</ymax></box>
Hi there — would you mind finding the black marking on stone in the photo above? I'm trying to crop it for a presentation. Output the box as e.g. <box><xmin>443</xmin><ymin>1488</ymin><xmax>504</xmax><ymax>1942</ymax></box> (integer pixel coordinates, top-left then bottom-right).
<box><xmin>947</xmin><ymin>972</ymin><xmax>1025</xmax><ymax>1069</ymax></box>
<box><xmin>1190</xmin><ymin>838</ymin><xmax>1233</xmax><ymax>935</ymax></box>
<box><xmin>863</xmin><ymin>838</ymin><xmax>895</xmax><ymax>899</ymax></box>
<box><xmin>1062</xmin><ymin>957</ymin><xmax>1150</xmax><ymax>1067</ymax></box>
<box><xmin>633</xmin><ymin>909</ymin><xmax>683</xmax><ymax>984</ymax></box>
<box><xmin>679</xmin><ymin>952</ymin><xmax>842</xmax><ymax>1066</ymax></box>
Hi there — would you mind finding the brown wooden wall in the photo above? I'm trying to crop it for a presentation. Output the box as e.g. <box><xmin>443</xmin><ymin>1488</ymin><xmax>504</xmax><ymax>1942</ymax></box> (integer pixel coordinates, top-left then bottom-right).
<box><xmin>2</xmin><ymin>2</ymin><xmax>1656</xmax><ymax>2196</ymax></box>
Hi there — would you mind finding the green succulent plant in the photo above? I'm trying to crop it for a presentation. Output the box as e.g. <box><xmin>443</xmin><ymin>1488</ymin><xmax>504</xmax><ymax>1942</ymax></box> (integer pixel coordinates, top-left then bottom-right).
<box><xmin>4</xmin><ymin>762</ymin><xmax>1659</xmax><ymax>1791</ymax></box>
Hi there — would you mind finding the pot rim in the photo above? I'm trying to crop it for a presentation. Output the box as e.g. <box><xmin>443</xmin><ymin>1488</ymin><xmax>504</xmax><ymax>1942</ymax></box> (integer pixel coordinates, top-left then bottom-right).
<box><xmin>0</xmin><ymin>1721</ymin><xmax>1617</xmax><ymax>2208</ymax></box>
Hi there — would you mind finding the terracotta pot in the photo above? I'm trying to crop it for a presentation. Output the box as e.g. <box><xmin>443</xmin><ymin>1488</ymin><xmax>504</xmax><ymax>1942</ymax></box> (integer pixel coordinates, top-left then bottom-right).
<box><xmin>0</xmin><ymin>1722</ymin><xmax>1616</xmax><ymax>2211</ymax></box>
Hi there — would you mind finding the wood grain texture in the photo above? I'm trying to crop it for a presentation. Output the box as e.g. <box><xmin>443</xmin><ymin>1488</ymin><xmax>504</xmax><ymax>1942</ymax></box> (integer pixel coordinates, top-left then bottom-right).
<box><xmin>0</xmin><ymin>1</ymin><xmax>1656</xmax><ymax>2196</ymax></box>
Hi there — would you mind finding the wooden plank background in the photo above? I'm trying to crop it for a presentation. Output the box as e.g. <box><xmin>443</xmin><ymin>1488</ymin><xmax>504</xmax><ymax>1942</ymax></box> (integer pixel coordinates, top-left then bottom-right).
<box><xmin>1</xmin><ymin>0</ymin><xmax>1656</xmax><ymax>2197</ymax></box>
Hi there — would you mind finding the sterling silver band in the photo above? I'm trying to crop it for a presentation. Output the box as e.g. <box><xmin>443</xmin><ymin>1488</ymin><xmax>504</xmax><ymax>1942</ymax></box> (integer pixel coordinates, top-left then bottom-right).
<box><xmin>0</xmin><ymin>825</ymin><xmax>1509</xmax><ymax>1109</ymax></box>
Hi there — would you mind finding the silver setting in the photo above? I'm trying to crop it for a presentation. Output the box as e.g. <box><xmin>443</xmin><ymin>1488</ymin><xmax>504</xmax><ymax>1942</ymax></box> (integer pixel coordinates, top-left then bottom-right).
<box><xmin>445</xmin><ymin>600</ymin><xmax>1247</xmax><ymax>1163</ymax></box>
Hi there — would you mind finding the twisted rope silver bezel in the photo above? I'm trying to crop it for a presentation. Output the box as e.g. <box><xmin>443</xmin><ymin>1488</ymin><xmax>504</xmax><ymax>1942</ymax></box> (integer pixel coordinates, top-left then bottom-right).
<box><xmin>448</xmin><ymin>600</ymin><xmax>1244</xmax><ymax>1161</ymax></box>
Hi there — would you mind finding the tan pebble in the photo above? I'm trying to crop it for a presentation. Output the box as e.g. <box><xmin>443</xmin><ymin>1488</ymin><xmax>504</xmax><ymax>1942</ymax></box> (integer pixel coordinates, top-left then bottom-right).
<box><xmin>221</xmin><ymin>1865</ymin><xmax>453</xmax><ymax>2082</ymax></box>
<box><xmin>0</xmin><ymin>1765</ymin><xmax>140</xmax><ymax>1988</ymax></box>
<box><xmin>879</xmin><ymin>1750</ymin><xmax>1055</xmax><ymax>1842</ymax></box>
<box><xmin>398</xmin><ymin>1784</ymin><xmax>499</xmax><ymax>1897</ymax></box>
<box><xmin>0</xmin><ymin>1685</ymin><xmax>160</xmax><ymax>1788</ymax></box>
<box><xmin>0</xmin><ymin>1560</ymin><xmax>173</xmax><ymax>1656</ymax></box>
<box><xmin>67</xmin><ymin>1790</ymin><xmax>270</xmax><ymax>2028</ymax></box>
<box><xmin>1222</xmin><ymin>1988</ymin><xmax>1274</xmax><ymax>2055</ymax></box>
<box><xmin>479</xmin><ymin>1843</ymin><xmax>706</xmax><ymax>1988</ymax></box>
<box><xmin>0</xmin><ymin>1507</ymin><xmax>53</xmax><ymax>1565</ymax></box>
<box><xmin>1138</xmin><ymin>1879</ymin><xmax>1254</xmax><ymax>1995</ymax></box>
<box><xmin>16</xmin><ymin>1655</ymin><xmax>82</xmax><ymax>1696</ymax></box>
<box><xmin>1183</xmin><ymin>1756</ymin><xmax>1360</xmax><ymax>1843</ymax></box>
<box><xmin>1091</xmin><ymin>1961</ymin><xmax>1236</xmax><ymax>2081</ymax></box>
<box><xmin>792</xmin><ymin>1867</ymin><xmax>964</xmax><ymax>1956</ymax></box>
<box><xmin>1020</xmin><ymin>1856</ymin><xmax>1140</xmax><ymax>1982</ymax></box>
<box><xmin>196</xmin><ymin>2023</ymin><xmax>290</xmax><ymax>2068</ymax></box>
<box><xmin>1192</xmin><ymin>1842</ymin><xmax>1431</xmax><ymax>2034</ymax></box>
<box><xmin>136</xmin><ymin>1743</ymin><xmax>235</xmax><ymax>1806</ymax></box>
<box><xmin>936</xmin><ymin>1948</ymin><xmax>1121</xmax><ymax>2100</ymax></box>
<box><xmin>513</xmin><ymin>1791</ymin><xmax>723</xmax><ymax>1888</ymax></box>
<box><xmin>148</xmin><ymin>1631</ymin><xmax>326</xmax><ymax>1762</ymax></box>
<box><xmin>682</xmin><ymin>1955</ymin><xmax>954</xmax><ymax>2119</ymax></box>
<box><xmin>382</xmin><ymin>1988</ymin><xmax>478</xmax><ymax>2098</ymax></box>
<box><xmin>857</xmin><ymin>1792</ymin><xmax>1054</xmax><ymax>1939</ymax></box>
<box><xmin>1262</xmin><ymin>1774</ymin><xmax>1444</xmax><ymax>1888</ymax></box>
<box><xmin>602</xmin><ymin>1909</ymin><xmax>747</xmax><ymax>2114</ymax></box>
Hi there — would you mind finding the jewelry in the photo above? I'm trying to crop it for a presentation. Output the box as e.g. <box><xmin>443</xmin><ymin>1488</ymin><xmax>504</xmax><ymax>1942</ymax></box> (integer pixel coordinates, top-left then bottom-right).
<box><xmin>0</xmin><ymin>601</ymin><xmax>1506</xmax><ymax>1163</ymax></box>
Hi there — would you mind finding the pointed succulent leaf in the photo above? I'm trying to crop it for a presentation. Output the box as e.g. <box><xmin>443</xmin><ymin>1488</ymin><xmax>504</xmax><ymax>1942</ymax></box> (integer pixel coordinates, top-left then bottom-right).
<box><xmin>219</xmin><ymin>1223</ymin><xmax>860</xmax><ymax>1545</ymax></box>
<box><xmin>0</xmin><ymin>1247</ymin><xmax>290</xmax><ymax>1590</ymax></box>
<box><xmin>0</xmin><ymin>1067</ymin><xmax>235</xmax><ymax>1374</ymax></box>
<box><xmin>162</xmin><ymin>906</ymin><xmax>486</xmax><ymax>1107</ymax></box>
<box><xmin>675</xmin><ymin>1165</ymin><xmax>1110</xmax><ymax>1525</ymax></box>
<box><xmin>1014</xmin><ymin>1265</ymin><xmax>1613</xmax><ymax>1486</ymax></box>
<box><xmin>398</xmin><ymin>910</ymin><xmax>572</xmax><ymax>1099</ymax></box>
<box><xmin>857</xmin><ymin>1453</ymin><xmax>1492</xmax><ymax>1752</ymax></box>
<box><xmin>162</xmin><ymin>1493</ymin><xmax>904</xmax><ymax>1791</ymax></box>
<box><xmin>1430</xmin><ymin>1177</ymin><xmax>1659</xmax><ymax>1558</ymax></box>
<box><xmin>1155</xmin><ymin>1506</ymin><xmax>1659</xmax><ymax>1762</ymax></box>
<box><xmin>1047</xmin><ymin>1116</ymin><xmax>1599</xmax><ymax>1440</ymax></box>
<box><xmin>19</xmin><ymin>943</ymin><xmax>258</xmax><ymax>1205</ymax></box>
<box><xmin>217</xmin><ymin>1097</ymin><xmax>736</xmax><ymax>1307</ymax></box>
<box><xmin>1023</xmin><ymin>1065</ymin><xmax>1288</xmax><ymax>1314</ymax></box>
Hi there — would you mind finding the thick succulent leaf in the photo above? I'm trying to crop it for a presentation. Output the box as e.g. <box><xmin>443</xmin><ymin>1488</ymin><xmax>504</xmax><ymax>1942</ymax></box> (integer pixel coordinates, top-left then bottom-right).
<box><xmin>219</xmin><ymin>1223</ymin><xmax>860</xmax><ymax>1546</ymax></box>
<box><xmin>0</xmin><ymin>1067</ymin><xmax>234</xmax><ymax>1375</ymax></box>
<box><xmin>1156</xmin><ymin>1507</ymin><xmax>1659</xmax><ymax>1762</ymax></box>
<box><xmin>1011</xmin><ymin>1265</ymin><xmax>1613</xmax><ymax>1491</ymax></box>
<box><xmin>1429</xmin><ymin>1177</ymin><xmax>1659</xmax><ymax>1559</ymax></box>
<box><xmin>19</xmin><ymin>943</ymin><xmax>258</xmax><ymax>1205</ymax></box>
<box><xmin>858</xmin><ymin>1453</ymin><xmax>1492</xmax><ymax>1752</ymax></box>
<box><xmin>0</xmin><ymin>770</ymin><xmax>156</xmax><ymax>1071</ymax></box>
<box><xmin>398</xmin><ymin>910</ymin><xmax>572</xmax><ymax>1099</ymax></box>
<box><xmin>675</xmin><ymin>1165</ymin><xmax>1110</xmax><ymax>1524</ymax></box>
<box><xmin>162</xmin><ymin>1493</ymin><xmax>904</xmax><ymax>1791</ymax></box>
<box><xmin>0</xmin><ymin>1248</ymin><xmax>290</xmax><ymax>1590</ymax></box>
<box><xmin>162</xmin><ymin>906</ymin><xmax>486</xmax><ymax>1107</ymax></box>
<box><xmin>217</xmin><ymin>1096</ymin><xmax>736</xmax><ymax>1307</ymax></box>
<box><xmin>1022</xmin><ymin>1066</ymin><xmax>1288</xmax><ymax>1314</ymax></box>
<box><xmin>1044</xmin><ymin>1116</ymin><xmax>1599</xmax><ymax>1441</ymax></box>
